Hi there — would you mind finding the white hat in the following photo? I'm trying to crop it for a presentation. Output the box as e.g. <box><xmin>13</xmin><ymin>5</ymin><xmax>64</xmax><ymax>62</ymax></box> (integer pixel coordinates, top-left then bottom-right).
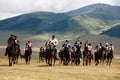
<box><xmin>106</xmin><ymin>43</ymin><xmax>108</xmax><ymax>45</ymax></box>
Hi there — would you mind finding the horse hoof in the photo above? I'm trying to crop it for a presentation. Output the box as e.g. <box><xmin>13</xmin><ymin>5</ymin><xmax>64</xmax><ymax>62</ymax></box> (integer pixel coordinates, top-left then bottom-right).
<box><xmin>9</xmin><ymin>63</ymin><xmax>12</xmax><ymax>66</ymax></box>
<box><xmin>49</xmin><ymin>64</ymin><xmax>52</xmax><ymax>66</ymax></box>
<box><xmin>13</xmin><ymin>62</ymin><xmax>15</xmax><ymax>64</ymax></box>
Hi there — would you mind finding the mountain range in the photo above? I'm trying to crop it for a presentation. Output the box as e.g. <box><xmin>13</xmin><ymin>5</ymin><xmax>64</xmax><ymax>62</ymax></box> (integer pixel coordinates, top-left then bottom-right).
<box><xmin>0</xmin><ymin>3</ymin><xmax>120</xmax><ymax>37</ymax></box>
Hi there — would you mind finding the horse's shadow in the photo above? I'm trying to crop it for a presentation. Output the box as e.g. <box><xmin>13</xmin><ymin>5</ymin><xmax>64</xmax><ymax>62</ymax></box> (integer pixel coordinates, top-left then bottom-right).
<box><xmin>0</xmin><ymin>64</ymin><xmax>9</xmax><ymax>67</ymax></box>
<box><xmin>38</xmin><ymin>64</ymin><xmax>49</xmax><ymax>67</ymax></box>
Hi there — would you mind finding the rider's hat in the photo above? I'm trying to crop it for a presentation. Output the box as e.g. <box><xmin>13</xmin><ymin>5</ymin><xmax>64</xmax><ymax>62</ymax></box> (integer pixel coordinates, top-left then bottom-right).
<box><xmin>106</xmin><ymin>43</ymin><xmax>108</xmax><ymax>45</ymax></box>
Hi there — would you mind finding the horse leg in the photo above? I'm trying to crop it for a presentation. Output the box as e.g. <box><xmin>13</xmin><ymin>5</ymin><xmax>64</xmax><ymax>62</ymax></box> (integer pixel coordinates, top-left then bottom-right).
<box><xmin>109</xmin><ymin>58</ymin><xmax>112</xmax><ymax>66</ymax></box>
<box><xmin>9</xmin><ymin>57</ymin><xmax>12</xmax><ymax>66</ymax></box>
<box><xmin>45</xmin><ymin>54</ymin><xmax>47</xmax><ymax>64</ymax></box>
<box><xmin>53</xmin><ymin>55</ymin><xmax>55</xmax><ymax>66</ymax></box>
<box><xmin>25</xmin><ymin>57</ymin><xmax>28</xmax><ymax>64</ymax></box>
<box><xmin>50</xmin><ymin>57</ymin><xmax>52</xmax><ymax>66</ymax></box>
<box><xmin>86</xmin><ymin>56</ymin><xmax>88</xmax><ymax>66</ymax></box>
<box><xmin>83</xmin><ymin>57</ymin><xmax>85</xmax><ymax>66</ymax></box>
<box><xmin>39</xmin><ymin>53</ymin><xmax>40</xmax><ymax>63</ymax></box>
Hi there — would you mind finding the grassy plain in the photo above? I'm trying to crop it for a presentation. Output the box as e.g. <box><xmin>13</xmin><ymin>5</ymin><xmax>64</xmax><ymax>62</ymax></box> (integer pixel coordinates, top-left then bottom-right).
<box><xmin>0</xmin><ymin>55</ymin><xmax>120</xmax><ymax>80</ymax></box>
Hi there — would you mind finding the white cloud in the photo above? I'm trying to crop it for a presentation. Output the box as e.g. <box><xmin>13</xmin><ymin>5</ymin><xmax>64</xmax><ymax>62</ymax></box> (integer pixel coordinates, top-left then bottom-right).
<box><xmin>0</xmin><ymin>0</ymin><xmax>120</xmax><ymax>20</ymax></box>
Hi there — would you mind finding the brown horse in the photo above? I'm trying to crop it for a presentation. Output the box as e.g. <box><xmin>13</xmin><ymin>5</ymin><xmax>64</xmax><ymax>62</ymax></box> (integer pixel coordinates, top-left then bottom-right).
<box><xmin>47</xmin><ymin>43</ymin><xmax>56</xmax><ymax>66</ymax></box>
<box><xmin>5</xmin><ymin>45</ymin><xmax>19</xmax><ymax>66</ymax></box>
<box><xmin>59</xmin><ymin>46</ymin><xmax>71</xmax><ymax>66</ymax></box>
<box><xmin>94</xmin><ymin>46</ymin><xmax>106</xmax><ymax>66</ymax></box>
<box><xmin>87</xmin><ymin>49</ymin><xmax>93</xmax><ymax>65</ymax></box>
<box><xmin>24</xmin><ymin>47</ymin><xmax>32</xmax><ymax>64</ymax></box>
<box><xmin>106</xmin><ymin>50</ymin><xmax>113</xmax><ymax>66</ymax></box>
<box><xmin>58</xmin><ymin>47</ymin><xmax>64</xmax><ymax>64</ymax></box>
<box><xmin>39</xmin><ymin>47</ymin><xmax>46</xmax><ymax>63</ymax></box>
<box><xmin>74</xmin><ymin>44</ymin><xmax>81</xmax><ymax>66</ymax></box>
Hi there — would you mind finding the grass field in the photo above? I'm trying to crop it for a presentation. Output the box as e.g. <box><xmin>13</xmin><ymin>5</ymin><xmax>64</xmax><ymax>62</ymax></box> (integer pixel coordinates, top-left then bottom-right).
<box><xmin>0</xmin><ymin>56</ymin><xmax>120</xmax><ymax>80</ymax></box>
<box><xmin>0</xmin><ymin>30</ymin><xmax>120</xmax><ymax>80</ymax></box>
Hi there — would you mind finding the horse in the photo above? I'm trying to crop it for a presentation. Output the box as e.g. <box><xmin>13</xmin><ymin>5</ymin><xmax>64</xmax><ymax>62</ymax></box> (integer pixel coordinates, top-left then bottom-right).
<box><xmin>39</xmin><ymin>47</ymin><xmax>46</xmax><ymax>63</ymax></box>
<box><xmin>62</xmin><ymin>46</ymin><xmax>71</xmax><ymax>66</ymax></box>
<box><xmin>106</xmin><ymin>50</ymin><xmax>113</xmax><ymax>66</ymax></box>
<box><xmin>87</xmin><ymin>49</ymin><xmax>93</xmax><ymax>65</ymax></box>
<box><xmin>24</xmin><ymin>47</ymin><xmax>32</xmax><ymax>64</ymax></box>
<box><xmin>83</xmin><ymin>48</ymin><xmax>89</xmax><ymax>66</ymax></box>
<box><xmin>94</xmin><ymin>46</ymin><xmax>106</xmax><ymax>66</ymax></box>
<box><xmin>47</xmin><ymin>43</ymin><xmax>56</xmax><ymax>66</ymax></box>
<box><xmin>5</xmin><ymin>44</ymin><xmax>19</xmax><ymax>66</ymax></box>
<box><xmin>58</xmin><ymin>47</ymin><xmax>64</xmax><ymax>64</ymax></box>
<box><xmin>74</xmin><ymin>44</ymin><xmax>82</xmax><ymax>66</ymax></box>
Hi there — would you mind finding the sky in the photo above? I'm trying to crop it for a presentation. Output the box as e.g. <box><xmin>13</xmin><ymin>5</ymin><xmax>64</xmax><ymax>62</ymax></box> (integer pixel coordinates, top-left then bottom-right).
<box><xmin>0</xmin><ymin>0</ymin><xmax>120</xmax><ymax>20</ymax></box>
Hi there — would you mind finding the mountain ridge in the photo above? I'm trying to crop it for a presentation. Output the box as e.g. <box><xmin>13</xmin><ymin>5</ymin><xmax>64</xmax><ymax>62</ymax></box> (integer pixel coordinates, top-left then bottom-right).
<box><xmin>0</xmin><ymin>3</ymin><xmax>120</xmax><ymax>37</ymax></box>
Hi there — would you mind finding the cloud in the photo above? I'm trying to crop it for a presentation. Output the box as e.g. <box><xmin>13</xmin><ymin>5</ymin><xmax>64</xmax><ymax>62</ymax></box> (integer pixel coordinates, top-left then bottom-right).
<box><xmin>0</xmin><ymin>0</ymin><xmax>120</xmax><ymax>20</ymax></box>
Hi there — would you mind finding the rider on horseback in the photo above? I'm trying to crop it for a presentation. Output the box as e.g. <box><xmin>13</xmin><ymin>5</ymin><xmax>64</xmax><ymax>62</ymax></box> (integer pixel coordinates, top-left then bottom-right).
<box><xmin>62</xmin><ymin>40</ymin><xmax>71</xmax><ymax>50</ymax></box>
<box><xmin>4</xmin><ymin>35</ymin><xmax>15</xmax><ymax>56</ymax></box>
<box><xmin>105</xmin><ymin>43</ymin><xmax>109</xmax><ymax>54</ymax></box>
<box><xmin>109</xmin><ymin>43</ymin><xmax>114</xmax><ymax>58</ymax></box>
<box><xmin>84</xmin><ymin>40</ymin><xmax>89</xmax><ymax>51</ymax></box>
<box><xmin>14</xmin><ymin>36</ymin><xmax>21</xmax><ymax>56</ymax></box>
<box><xmin>25</xmin><ymin>40</ymin><xmax>32</xmax><ymax>53</ymax></box>
<box><xmin>74</xmin><ymin>37</ymin><xmax>82</xmax><ymax>56</ymax></box>
<box><xmin>46</xmin><ymin>35</ymin><xmax>58</xmax><ymax>58</ymax></box>
<box><xmin>95</xmin><ymin>42</ymin><xmax>103</xmax><ymax>51</ymax></box>
<box><xmin>74</xmin><ymin>37</ymin><xmax>82</xmax><ymax>47</ymax></box>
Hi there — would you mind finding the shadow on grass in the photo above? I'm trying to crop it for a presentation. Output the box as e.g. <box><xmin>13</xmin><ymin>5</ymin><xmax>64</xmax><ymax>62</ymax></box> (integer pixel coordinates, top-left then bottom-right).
<box><xmin>0</xmin><ymin>64</ymin><xmax>9</xmax><ymax>67</ymax></box>
<box><xmin>38</xmin><ymin>64</ymin><xmax>49</xmax><ymax>67</ymax></box>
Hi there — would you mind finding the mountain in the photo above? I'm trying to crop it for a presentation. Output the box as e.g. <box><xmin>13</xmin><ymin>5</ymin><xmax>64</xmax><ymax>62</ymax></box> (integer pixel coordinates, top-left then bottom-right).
<box><xmin>101</xmin><ymin>24</ymin><xmax>120</xmax><ymax>37</ymax></box>
<box><xmin>0</xmin><ymin>3</ymin><xmax>120</xmax><ymax>36</ymax></box>
<box><xmin>68</xmin><ymin>3</ymin><xmax>120</xmax><ymax>15</ymax></box>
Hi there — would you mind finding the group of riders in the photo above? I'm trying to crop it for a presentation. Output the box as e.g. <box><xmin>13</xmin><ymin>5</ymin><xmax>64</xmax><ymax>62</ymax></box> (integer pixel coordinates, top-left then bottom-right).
<box><xmin>4</xmin><ymin>34</ymin><xmax>32</xmax><ymax>57</ymax></box>
<box><xmin>4</xmin><ymin>34</ymin><xmax>114</xmax><ymax>66</ymax></box>
<box><xmin>39</xmin><ymin>35</ymin><xmax>114</xmax><ymax>66</ymax></box>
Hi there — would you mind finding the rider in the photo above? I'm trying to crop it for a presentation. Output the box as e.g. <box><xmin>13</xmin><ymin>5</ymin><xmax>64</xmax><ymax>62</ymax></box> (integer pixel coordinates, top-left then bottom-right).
<box><xmin>40</xmin><ymin>46</ymin><xmax>44</xmax><ymax>52</ymax></box>
<box><xmin>8</xmin><ymin>35</ymin><xmax>15</xmax><ymax>46</ymax></box>
<box><xmin>88</xmin><ymin>42</ymin><xmax>92</xmax><ymax>52</ymax></box>
<box><xmin>4</xmin><ymin>35</ymin><xmax>15</xmax><ymax>56</ymax></box>
<box><xmin>109</xmin><ymin>43</ymin><xmax>114</xmax><ymax>58</ymax></box>
<box><xmin>62</xmin><ymin>40</ymin><xmax>71</xmax><ymax>50</ymax></box>
<box><xmin>84</xmin><ymin>40</ymin><xmax>89</xmax><ymax>51</ymax></box>
<box><xmin>74</xmin><ymin>37</ymin><xmax>82</xmax><ymax>47</ymax></box>
<box><xmin>14</xmin><ymin>36</ymin><xmax>21</xmax><ymax>56</ymax></box>
<box><xmin>48</xmin><ymin>35</ymin><xmax>58</xmax><ymax>57</ymax></box>
<box><xmin>25</xmin><ymin>40</ymin><xmax>32</xmax><ymax>54</ymax></box>
<box><xmin>95</xmin><ymin>42</ymin><xmax>103</xmax><ymax>51</ymax></box>
<box><xmin>105</xmin><ymin>43</ymin><xmax>109</xmax><ymax>54</ymax></box>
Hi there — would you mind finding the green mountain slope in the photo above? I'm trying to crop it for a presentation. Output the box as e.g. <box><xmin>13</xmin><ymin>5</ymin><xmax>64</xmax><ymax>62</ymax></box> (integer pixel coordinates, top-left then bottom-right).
<box><xmin>101</xmin><ymin>24</ymin><xmax>120</xmax><ymax>37</ymax></box>
<box><xmin>0</xmin><ymin>3</ymin><xmax>120</xmax><ymax>36</ymax></box>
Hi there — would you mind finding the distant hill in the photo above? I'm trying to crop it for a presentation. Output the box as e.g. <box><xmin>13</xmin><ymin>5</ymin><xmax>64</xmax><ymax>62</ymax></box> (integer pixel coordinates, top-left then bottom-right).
<box><xmin>101</xmin><ymin>24</ymin><xmax>120</xmax><ymax>37</ymax></box>
<box><xmin>0</xmin><ymin>3</ymin><xmax>120</xmax><ymax>36</ymax></box>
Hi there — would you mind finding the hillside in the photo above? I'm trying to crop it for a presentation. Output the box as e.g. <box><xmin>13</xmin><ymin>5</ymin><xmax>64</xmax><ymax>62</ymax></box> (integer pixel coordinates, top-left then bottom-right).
<box><xmin>101</xmin><ymin>24</ymin><xmax>120</xmax><ymax>37</ymax></box>
<box><xmin>0</xmin><ymin>3</ymin><xmax>120</xmax><ymax>36</ymax></box>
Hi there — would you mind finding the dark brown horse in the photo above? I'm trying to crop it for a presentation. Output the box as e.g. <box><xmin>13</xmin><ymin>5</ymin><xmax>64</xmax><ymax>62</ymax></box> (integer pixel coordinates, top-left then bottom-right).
<box><xmin>5</xmin><ymin>45</ymin><xmax>19</xmax><ymax>66</ymax></box>
<box><xmin>39</xmin><ymin>47</ymin><xmax>46</xmax><ymax>63</ymax></box>
<box><xmin>24</xmin><ymin>47</ymin><xmax>32</xmax><ymax>64</ymax></box>
<box><xmin>47</xmin><ymin>43</ymin><xmax>56</xmax><ymax>66</ymax></box>
<box><xmin>106</xmin><ymin>50</ymin><xmax>113</xmax><ymax>66</ymax></box>
<box><xmin>59</xmin><ymin>46</ymin><xmax>71</xmax><ymax>66</ymax></box>
<box><xmin>83</xmin><ymin>45</ymin><xmax>93</xmax><ymax>66</ymax></box>
<box><xmin>74</xmin><ymin>44</ymin><xmax>81</xmax><ymax>66</ymax></box>
<box><xmin>58</xmin><ymin>47</ymin><xmax>64</xmax><ymax>64</ymax></box>
<box><xmin>87</xmin><ymin>49</ymin><xmax>93</xmax><ymax>65</ymax></box>
<box><xmin>62</xmin><ymin>47</ymin><xmax>71</xmax><ymax>66</ymax></box>
<box><xmin>94</xmin><ymin>46</ymin><xmax>106</xmax><ymax>66</ymax></box>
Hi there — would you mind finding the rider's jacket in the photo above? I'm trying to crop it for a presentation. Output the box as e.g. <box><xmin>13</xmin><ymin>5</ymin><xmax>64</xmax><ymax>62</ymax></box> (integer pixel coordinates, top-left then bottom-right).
<box><xmin>49</xmin><ymin>38</ymin><xmax>58</xmax><ymax>46</ymax></box>
<box><xmin>8</xmin><ymin>37</ymin><xmax>15</xmax><ymax>46</ymax></box>
<box><xmin>62</xmin><ymin>42</ymin><xmax>71</xmax><ymax>48</ymax></box>
<box><xmin>109</xmin><ymin>45</ymin><xmax>114</xmax><ymax>52</ymax></box>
